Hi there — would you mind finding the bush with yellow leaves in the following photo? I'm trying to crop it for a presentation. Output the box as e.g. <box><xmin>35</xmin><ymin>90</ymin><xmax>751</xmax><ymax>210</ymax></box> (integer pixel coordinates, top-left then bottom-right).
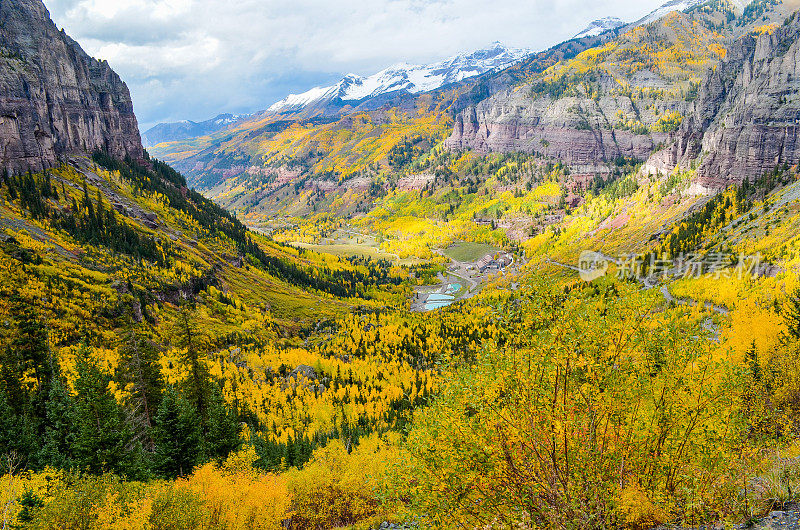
<box><xmin>615</xmin><ymin>481</ymin><xmax>668</xmax><ymax>529</ymax></box>
<box><xmin>186</xmin><ymin>446</ymin><xmax>290</xmax><ymax>530</ymax></box>
<box><xmin>286</xmin><ymin>433</ymin><xmax>401</xmax><ymax>530</ymax></box>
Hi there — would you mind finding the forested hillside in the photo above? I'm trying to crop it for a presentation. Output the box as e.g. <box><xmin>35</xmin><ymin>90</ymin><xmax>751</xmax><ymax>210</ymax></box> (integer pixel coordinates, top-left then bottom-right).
<box><xmin>9</xmin><ymin>0</ymin><xmax>800</xmax><ymax>528</ymax></box>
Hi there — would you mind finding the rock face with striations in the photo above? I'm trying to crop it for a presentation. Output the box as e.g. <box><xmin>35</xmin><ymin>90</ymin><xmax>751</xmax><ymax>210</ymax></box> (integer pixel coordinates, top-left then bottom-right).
<box><xmin>442</xmin><ymin>11</ymin><xmax>721</xmax><ymax>173</ymax></box>
<box><xmin>444</xmin><ymin>89</ymin><xmax>671</xmax><ymax>172</ymax></box>
<box><xmin>660</xmin><ymin>15</ymin><xmax>800</xmax><ymax>192</ymax></box>
<box><xmin>444</xmin><ymin>5</ymin><xmax>800</xmax><ymax>189</ymax></box>
<box><xmin>0</xmin><ymin>0</ymin><xmax>143</xmax><ymax>175</ymax></box>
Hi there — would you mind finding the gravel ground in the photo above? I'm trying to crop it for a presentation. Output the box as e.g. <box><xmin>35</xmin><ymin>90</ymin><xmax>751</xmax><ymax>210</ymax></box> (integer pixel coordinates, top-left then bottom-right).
<box><xmin>661</xmin><ymin>504</ymin><xmax>800</xmax><ymax>530</ymax></box>
<box><xmin>738</xmin><ymin>505</ymin><xmax>800</xmax><ymax>529</ymax></box>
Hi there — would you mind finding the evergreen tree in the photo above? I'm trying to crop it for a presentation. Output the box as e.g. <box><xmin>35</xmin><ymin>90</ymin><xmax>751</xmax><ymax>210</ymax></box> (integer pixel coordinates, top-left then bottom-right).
<box><xmin>117</xmin><ymin>320</ymin><xmax>163</xmax><ymax>451</ymax></box>
<box><xmin>71</xmin><ymin>347</ymin><xmax>140</xmax><ymax>477</ymax></box>
<box><xmin>152</xmin><ymin>387</ymin><xmax>201</xmax><ymax>478</ymax></box>
<box><xmin>2</xmin><ymin>292</ymin><xmax>52</xmax><ymax>416</ymax></box>
<box><xmin>783</xmin><ymin>288</ymin><xmax>800</xmax><ymax>343</ymax></box>
<box><xmin>176</xmin><ymin>307</ymin><xmax>210</xmax><ymax>418</ymax></box>
<box><xmin>0</xmin><ymin>389</ymin><xmax>36</xmax><ymax>469</ymax></box>
<box><xmin>203</xmin><ymin>385</ymin><xmax>240</xmax><ymax>461</ymax></box>
<box><xmin>37</xmin><ymin>375</ymin><xmax>76</xmax><ymax>469</ymax></box>
<box><xmin>15</xmin><ymin>488</ymin><xmax>44</xmax><ymax>525</ymax></box>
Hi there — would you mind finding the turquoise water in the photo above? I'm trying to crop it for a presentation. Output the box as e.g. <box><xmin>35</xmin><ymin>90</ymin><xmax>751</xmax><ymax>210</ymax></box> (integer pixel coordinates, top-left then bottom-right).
<box><xmin>445</xmin><ymin>283</ymin><xmax>462</xmax><ymax>294</ymax></box>
<box><xmin>424</xmin><ymin>300</ymin><xmax>452</xmax><ymax>310</ymax></box>
<box><xmin>426</xmin><ymin>293</ymin><xmax>454</xmax><ymax>302</ymax></box>
<box><xmin>421</xmin><ymin>284</ymin><xmax>465</xmax><ymax>311</ymax></box>
<box><xmin>423</xmin><ymin>292</ymin><xmax>455</xmax><ymax>311</ymax></box>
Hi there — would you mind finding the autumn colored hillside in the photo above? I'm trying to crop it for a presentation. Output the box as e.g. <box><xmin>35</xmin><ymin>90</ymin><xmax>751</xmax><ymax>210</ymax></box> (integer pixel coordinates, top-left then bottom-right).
<box><xmin>11</xmin><ymin>0</ymin><xmax>800</xmax><ymax>528</ymax></box>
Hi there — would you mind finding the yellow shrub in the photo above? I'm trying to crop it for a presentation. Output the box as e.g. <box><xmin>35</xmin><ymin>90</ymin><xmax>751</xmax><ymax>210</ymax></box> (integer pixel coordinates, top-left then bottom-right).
<box><xmin>148</xmin><ymin>481</ymin><xmax>206</xmax><ymax>530</ymax></box>
<box><xmin>187</xmin><ymin>452</ymin><xmax>291</xmax><ymax>530</ymax></box>
<box><xmin>615</xmin><ymin>482</ymin><xmax>668</xmax><ymax>529</ymax></box>
<box><xmin>287</xmin><ymin>434</ymin><xmax>400</xmax><ymax>529</ymax></box>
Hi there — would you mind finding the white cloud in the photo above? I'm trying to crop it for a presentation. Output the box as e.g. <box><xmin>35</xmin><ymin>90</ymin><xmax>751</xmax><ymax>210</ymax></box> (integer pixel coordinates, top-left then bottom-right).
<box><xmin>44</xmin><ymin>0</ymin><xmax>666</xmax><ymax>130</ymax></box>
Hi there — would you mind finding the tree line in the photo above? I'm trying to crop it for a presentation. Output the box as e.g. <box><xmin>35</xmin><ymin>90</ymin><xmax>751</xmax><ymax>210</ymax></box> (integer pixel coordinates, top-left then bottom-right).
<box><xmin>0</xmin><ymin>297</ymin><xmax>239</xmax><ymax>480</ymax></box>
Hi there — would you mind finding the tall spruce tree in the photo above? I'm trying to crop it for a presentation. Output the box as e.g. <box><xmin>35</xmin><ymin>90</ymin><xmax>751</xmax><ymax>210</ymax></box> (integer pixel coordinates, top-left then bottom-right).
<box><xmin>0</xmin><ymin>389</ymin><xmax>36</xmax><ymax>469</ymax></box>
<box><xmin>203</xmin><ymin>385</ymin><xmax>240</xmax><ymax>462</ymax></box>
<box><xmin>36</xmin><ymin>374</ymin><xmax>76</xmax><ymax>470</ymax></box>
<box><xmin>2</xmin><ymin>292</ymin><xmax>52</xmax><ymax>416</ymax></box>
<box><xmin>152</xmin><ymin>386</ymin><xmax>201</xmax><ymax>478</ymax></box>
<box><xmin>117</xmin><ymin>319</ymin><xmax>163</xmax><ymax>451</ymax></box>
<box><xmin>783</xmin><ymin>288</ymin><xmax>800</xmax><ymax>342</ymax></box>
<box><xmin>71</xmin><ymin>347</ymin><xmax>141</xmax><ymax>477</ymax></box>
<box><xmin>176</xmin><ymin>306</ymin><xmax>211</xmax><ymax>418</ymax></box>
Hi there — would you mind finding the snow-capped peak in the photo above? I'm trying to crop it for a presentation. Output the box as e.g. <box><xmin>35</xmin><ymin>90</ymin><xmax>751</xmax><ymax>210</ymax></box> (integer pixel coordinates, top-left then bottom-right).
<box><xmin>268</xmin><ymin>42</ymin><xmax>530</xmax><ymax>114</ymax></box>
<box><xmin>635</xmin><ymin>0</ymin><xmax>708</xmax><ymax>26</ymax></box>
<box><xmin>573</xmin><ymin>16</ymin><xmax>626</xmax><ymax>40</ymax></box>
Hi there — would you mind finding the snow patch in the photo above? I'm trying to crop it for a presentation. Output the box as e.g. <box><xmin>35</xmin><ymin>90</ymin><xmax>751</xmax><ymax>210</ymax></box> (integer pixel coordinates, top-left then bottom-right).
<box><xmin>573</xmin><ymin>16</ymin><xmax>626</xmax><ymax>39</ymax></box>
<box><xmin>635</xmin><ymin>0</ymin><xmax>707</xmax><ymax>26</ymax></box>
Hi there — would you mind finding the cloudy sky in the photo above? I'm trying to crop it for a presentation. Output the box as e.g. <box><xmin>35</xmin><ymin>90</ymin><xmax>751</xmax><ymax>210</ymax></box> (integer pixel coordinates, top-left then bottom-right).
<box><xmin>44</xmin><ymin>0</ymin><xmax>666</xmax><ymax>131</ymax></box>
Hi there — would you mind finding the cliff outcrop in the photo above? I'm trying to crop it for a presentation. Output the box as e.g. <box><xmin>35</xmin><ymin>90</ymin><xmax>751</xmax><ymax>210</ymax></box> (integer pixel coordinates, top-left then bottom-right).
<box><xmin>0</xmin><ymin>0</ymin><xmax>143</xmax><ymax>174</ymax></box>
<box><xmin>674</xmin><ymin>16</ymin><xmax>800</xmax><ymax>191</ymax></box>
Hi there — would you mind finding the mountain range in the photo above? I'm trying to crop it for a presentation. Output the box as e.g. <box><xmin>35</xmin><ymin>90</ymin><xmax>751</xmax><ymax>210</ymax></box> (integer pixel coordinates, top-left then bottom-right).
<box><xmin>141</xmin><ymin>113</ymin><xmax>250</xmax><ymax>148</ymax></box>
<box><xmin>149</xmin><ymin>0</ymin><xmax>791</xmax><ymax>201</ymax></box>
<box><xmin>143</xmin><ymin>0</ymin><xmax>726</xmax><ymax>147</ymax></box>
<box><xmin>267</xmin><ymin>42</ymin><xmax>530</xmax><ymax>114</ymax></box>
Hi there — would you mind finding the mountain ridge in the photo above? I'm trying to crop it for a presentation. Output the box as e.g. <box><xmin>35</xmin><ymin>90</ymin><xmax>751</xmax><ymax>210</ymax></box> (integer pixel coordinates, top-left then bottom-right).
<box><xmin>267</xmin><ymin>42</ymin><xmax>530</xmax><ymax>115</ymax></box>
<box><xmin>573</xmin><ymin>16</ymin><xmax>627</xmax><ymax>40</ymax></box>
<box><xmin>142</xmin><ymin>113</ymin><xmax>251</xmax><ymax>148</ymax></box>
<box><xmin>146</xmin><ymin>0</ymin><xmax>734</xmax><ymax>148</ymax></box>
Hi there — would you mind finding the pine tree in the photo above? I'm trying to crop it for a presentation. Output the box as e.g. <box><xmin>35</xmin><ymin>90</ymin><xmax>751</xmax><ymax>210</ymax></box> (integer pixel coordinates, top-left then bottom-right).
<box><xmin>0</xmin><ymin>389</ymin><xmax>36</xmax><ymax>469</ymax></box>
<box><xmin>37</xmin><ymin>375</ymin><xmax>75</xmax><ymax>469</ymax></box>
<box><xmin>1</xmin><ymin>292</ymin><xmax>52</xmax><ymax>417</ymax></box>
<box><xmin>71</xmin><ymin>347</ymin><xmax>140</xmax><ymax>476</ymax></box>
<box><xmin>117</xmin><ymin>320</ymin><xmax>163</xmax><ymax>451</ymax></box>
<box><xmin>176</xmin><ymin>306</ymin><xmax>211</xmax><ymax>418</ymax></box>
<box><xmin>202</xmin><ymin>385</ymin><xmax>240</xmax><ymax>462</ymax></box>
<box><xmin>152</xmin><ymin>387</ymin><xmax>201</xmax><ymax>478</ymax></box>
<box><xmin>16</xmin><ymin>488</ymin><xmax>44</xmax><ymax>525</ymax></box>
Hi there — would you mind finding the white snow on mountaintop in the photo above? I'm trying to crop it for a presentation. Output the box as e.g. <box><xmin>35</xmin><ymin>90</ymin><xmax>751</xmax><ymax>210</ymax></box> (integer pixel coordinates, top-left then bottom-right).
<box><xmin>268</xmin><ymin>42</ymin><xmax>530</xmax><ymax>113</ymax></box>
<box><xmin>573</xmin><ymin>0</ymin><xmax>713</xmax><ymax>40</ymax></box>
<box><xmin>213</xmin><ymin>114</ymin><xmax>245</xmax><ymax>125</ymax></box>
<box><xmin>573</xmin><ymin>17</ymin><xmax>626</xmax><ymax>40</ymax></box>
<box><xmin>635</xmin><ymin>0</ymin><xmax>708</xmax><ymax>25</ymax></box>
<box><xmin>268</xmin><ymin>85</ymin><xmax>340</xmax><ymax>111</ymax></box>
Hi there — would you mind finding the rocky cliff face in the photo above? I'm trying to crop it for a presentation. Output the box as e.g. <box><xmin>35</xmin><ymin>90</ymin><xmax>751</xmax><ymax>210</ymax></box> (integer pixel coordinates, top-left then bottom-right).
<box><xmin>664</xmin><ymin>15</ymin><xmax>800</xmax><ymax>191</ymax></box>
<box><xmin>0</xmin><ymin>0</ymin><xmax>143</xmax><ymax>175</ymax></box>
<box><xmin>445</xmin><ymin>3</ymin><xmax>800</xmax><ymax>186</ymax></box>
<box><xmin>443</xmin><ymin>11</ymin><xmax>725</xmax><ymax>173</ymax></box>
<box><xmin>445</xmin><ymin>90</ymin><xmax>672</xmax><ymax>172</ymax></box>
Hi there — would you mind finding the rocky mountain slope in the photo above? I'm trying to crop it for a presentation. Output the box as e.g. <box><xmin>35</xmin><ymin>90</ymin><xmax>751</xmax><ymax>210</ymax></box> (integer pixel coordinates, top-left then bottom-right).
<box><xmin>0</xmin><ymin>0</ymin><xmax>143</xmax><ymax>175</ymax></box>
<box><xmin>654</xmin><ymin>12</ymin><xmax>800</xmax><ymax>191</ymax></box>
<box><xmin>147</xmin><ymin>0</ymin><xmax>752</xmax><ymax>197</ymax></box>
<box><xmin>444</xmin><ymin>7</ymin><xmax>734</xmax><ymax>172</ymax></box>
<box><xmin>150</xmin><ymin>0</ymin><xmax>800</xmax><ymax>228</ymax></box>
<box><xmin>443</xmin><ymin>0</ymin><xmax>800</xmax><ymax>177</ymax></box>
